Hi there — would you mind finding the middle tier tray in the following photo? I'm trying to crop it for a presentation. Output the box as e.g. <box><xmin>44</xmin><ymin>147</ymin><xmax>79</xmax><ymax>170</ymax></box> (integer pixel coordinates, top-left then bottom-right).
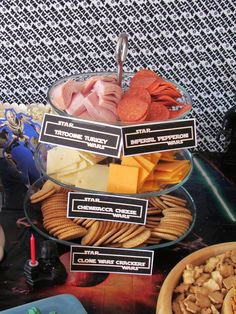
<box><xmin>34</xmin><ymin>143</ymin><xmax>193</xmax><ymax>197</ymax></box>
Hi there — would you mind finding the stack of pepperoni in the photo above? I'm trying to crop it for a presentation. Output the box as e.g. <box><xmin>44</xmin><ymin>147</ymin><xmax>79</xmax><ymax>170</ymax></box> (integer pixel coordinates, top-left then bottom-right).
<box><xmin>117</xmin><ymin>69</ymin><xmax>192</xmax><ymax>123</ymax></box>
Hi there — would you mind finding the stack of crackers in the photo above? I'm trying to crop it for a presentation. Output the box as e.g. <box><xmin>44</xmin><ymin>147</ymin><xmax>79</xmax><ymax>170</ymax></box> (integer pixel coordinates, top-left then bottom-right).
<box><xmin>30</xmin><ymin>180</ymin><xmax>193</xmax><ymax>248</ymax></box>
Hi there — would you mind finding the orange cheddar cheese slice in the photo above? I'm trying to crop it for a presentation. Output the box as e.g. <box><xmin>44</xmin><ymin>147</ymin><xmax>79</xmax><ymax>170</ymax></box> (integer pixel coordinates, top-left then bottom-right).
<box><xmin>133</xmin><ymin>155</ymin><xmax>156</xmax><ymax>174</ymax></box>
<box><xmin>121</xmin><ymin>156</ymin><xmax>149</xmax><ymax>187</ymax></box>
<box><xmin>138</xmin><ymin>180</ymin><xmax>160</xmax><ymax>193</ymax></box>
<box><xmin>176</xmin><ymin>164</ymin><xmax>191</xmax><ymax>181</ymax></box>
<box><xmin>168</xmin><ymin>162</ymin><xmax>190</xmax><ymax>176</ymax></box>
<box><xmin>153</xmin><ymin>170</ymin><xmax>176</xmax><ymax>182</ymax></box>
<box><xmin>160</xmin><ymin>151</ymin><xmax>176</xmax><ymax>161</ymax></box>
<box><xmin>146</xmin><ymin>171</ymin><xmax>155</xmax><ymax>181</ymax></box>
<box><xmin>154</xmin><ymin>163</ymin><xmax>190</xmax><ymax>184</ymax></box>
<box><xmin>143</xmin><ymin>154</ymin><xmax>152</xmax><ymax>160</ymax></box>
<box><xmin>150</xmin><ymin>152</ymin><xmax>162</xmax><ymax>164</ymax></box>
<box><xmin>107</xmin><ymin>163</ymin><xmax>139</xmax><ymax>194</ymax></box>
<box><xmin>155</xmin><ymin>160</ymin><xmax>188</xmax><ymax>172</ymax></box>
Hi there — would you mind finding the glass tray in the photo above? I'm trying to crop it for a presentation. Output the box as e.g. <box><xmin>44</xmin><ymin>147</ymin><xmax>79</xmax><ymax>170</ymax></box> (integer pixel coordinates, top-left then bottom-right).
<box><xmin>47</xmin><ymin>71</ymin><xmax>192</xmax><ymax>124</ymax></box>
<box><xmin>34</xmin><ymin>143</ymin><xmax>193</xmax><ymax>197</ymax></box>
<box><xmin>24</xmin><ymin>177</ymin><xmax>196</xmax><ymax>250</ymax></box>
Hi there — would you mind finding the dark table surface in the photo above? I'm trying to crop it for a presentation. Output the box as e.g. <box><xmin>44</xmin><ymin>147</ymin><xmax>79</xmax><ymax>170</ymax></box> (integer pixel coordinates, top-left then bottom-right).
<box><xmin>0</xmin><ymin>152</ymin><xmax>236</xmax><ymax>314</ymax></box>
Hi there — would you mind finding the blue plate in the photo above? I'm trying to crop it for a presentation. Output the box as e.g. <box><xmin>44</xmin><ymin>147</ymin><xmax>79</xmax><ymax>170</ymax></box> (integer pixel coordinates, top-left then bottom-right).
<box><xmin>0</xmin><ymin>294</ymin><xmax>87</xmax><ymax>314</ymax></box>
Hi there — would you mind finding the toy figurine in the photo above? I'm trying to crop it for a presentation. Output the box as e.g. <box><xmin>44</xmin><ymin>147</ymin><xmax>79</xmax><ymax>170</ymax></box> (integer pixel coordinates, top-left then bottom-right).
<box><xmin>24</xmin><ymin>240</ymin><xmax>67</xmax><ymax>289</ymax></box>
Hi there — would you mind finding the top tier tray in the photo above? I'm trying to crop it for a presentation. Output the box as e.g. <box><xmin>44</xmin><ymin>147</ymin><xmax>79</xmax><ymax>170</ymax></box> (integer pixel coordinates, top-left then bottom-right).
<box><xmin>47</xmin><ymin>71</ymin><xmax>192</xmax><ymax>125</ymax></box>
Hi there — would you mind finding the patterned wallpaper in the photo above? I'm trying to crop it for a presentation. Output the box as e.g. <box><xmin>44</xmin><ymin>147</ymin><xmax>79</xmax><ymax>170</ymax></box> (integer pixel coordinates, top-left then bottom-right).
<box><xmin>0</xmin><ymin>0</ymin><xmax>235</xmax><ymax>151</ymax></box>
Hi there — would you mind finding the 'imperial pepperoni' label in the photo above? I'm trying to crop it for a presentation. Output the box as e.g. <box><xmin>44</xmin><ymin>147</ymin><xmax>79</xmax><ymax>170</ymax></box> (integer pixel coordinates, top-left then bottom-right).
<box><xmin>121</xmin><ymin>118</ymin><xmax>197</xmax><ymax>156</ymax></box>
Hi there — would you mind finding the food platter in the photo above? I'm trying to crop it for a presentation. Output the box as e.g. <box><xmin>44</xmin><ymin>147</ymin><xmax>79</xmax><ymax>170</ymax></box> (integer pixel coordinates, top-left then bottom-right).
<box><xmin>34</xmin><ymin>143</ymin><xmax>193</xmax><ymax>197</ymax></box>
<box><xmin>47</xmin><ymin>71</ymin><xmax>192</xmax><ymax>124</ymax></box>
<box><xmin>156</xmin><ymin>242</ymin><xmax>236</xmax><ymax>314</ymax></box>
<box><xmin>24</xmin><ymin>178</ymin><xmax>196</xmax><ymax>249</ymax></box>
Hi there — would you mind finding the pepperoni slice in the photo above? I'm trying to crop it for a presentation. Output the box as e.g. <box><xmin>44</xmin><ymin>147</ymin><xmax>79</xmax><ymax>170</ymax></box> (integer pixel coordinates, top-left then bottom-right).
<box><xmin>130</xmin><ymin>76</ymin><xmax>157</xmax><ymax>89</ymax></box>
<box><xmin>117</xmin><ymin>96</ymin><xmax>149</xmax><ymax>122</ymax></box>
<box><xmin>146</xmin><ymin>79</ymin><xmax>162</xmax><ymax>95</ymax></box>
<box><xmin>155</xmin><ymin>95</ymin><xmax>179</xmax><ymax>105</ymax></box>
<box><xmin>131</xmin><ymin>69</ymin><xmax>158</xmax><ymax>80</ymax></box>
<box><xmin>163</xmin><ymin>87</ymin><xmax>182</xmax><ymax>99</ymax></box>
<box><xmin>123</xmin><ymin>87</ymin><xmax>151</xmax><ymax>104</ymax></box>
<box><xmin>146</xmin><ymin>102</ymin><xmax>170</xmax><ymax>122</ymax></box>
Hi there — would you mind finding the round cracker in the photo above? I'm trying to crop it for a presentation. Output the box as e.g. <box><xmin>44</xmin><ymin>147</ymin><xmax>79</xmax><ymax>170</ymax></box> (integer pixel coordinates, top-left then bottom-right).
<box><xmin>30</xmin><ymin>189</ymin><xmax>56</xmax><ymax>203</ymax></box>
<box><xmin>48</xmin><ymin>223</ymin><xmax>77</xmax><ymax>234</ymax></box>
<box><xmin>151</xmin><ymin>231</ymin><xmax>178</xmax><ymax>241</ymax></box>
<box><xmin>93</xmin><ymin>228</ymin><xmax>118</xmax><ymax>247</ymax></box>
<box><xmin>104</xmin><ymin>225</ymin><xmax>130</xmax><ymax>244</ymax></box>
<box><xmin>152</xmin><ymin>227</ymin><xmax>183</xmax><ymax>237</ymax></box>
<box><xmin>88</xmin><ymin>221</ymin><xmax>104</xmax><ymax>245</ymax></box>
<box><xmin>119</xmin><ymin>226</ymin><xmax>145</xmax><ymax>243</ymax></box>
<box><xmin>163</xmin><ymin>212</ymin><xmax>192</xmax><ymax>221</ymax></box>
<box><xmin>44</xmin><ymin>218</ymin><xmax>72</xmax><ymax>227</ymax></box>
<box><xmin>122</xmin><ymin>229</ymin><xmax>151</xmax><ymax>248</ymax></box>
<box><xmin>112</xmin><ymin>224</ymin><xmax>139</xmax><ymax>243</ymax></box>
<box><xmin>162</xmin><ymin>208</ymin><xmax>191</xmax><ymax>215</ymax></box>
<box><xmin>159</xmin><ymin>194</ymin><xmax>187</xmax><ymax>204</ymax></box>
<box><xmin>81</xmin><ymin>221</ymin><xmax>100</xmax><ymax>245</ymax></box>
<box><xmin>155</xmin><ymin>223</ymin><xmax>187</xmax><ymax>234</ymax></box>
<box><xmin>54</xmin><ymin>225</ymin><xmax>85</xmax><ymax>237</ymax></box>
<box><xmin>149</xmin><ymin>197</ymin><xmax>167</xmax><ymax>209</ymax></box>
<box><xmin>58</xmin><ymin>228</ymin><xmax>87</xmax><ymax>240</ymax></box>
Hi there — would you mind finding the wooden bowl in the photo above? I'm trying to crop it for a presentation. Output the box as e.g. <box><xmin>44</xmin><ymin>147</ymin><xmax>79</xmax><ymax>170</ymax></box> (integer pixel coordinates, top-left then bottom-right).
<box><xmin>222</xmin><ymin>288</ymin><xmax>234</xmax><ymax>314</ymax></box>
<box><xmin>156</xmin><ymin>242</ymin><xmax>236</xmax><ymax>314</ymax></box>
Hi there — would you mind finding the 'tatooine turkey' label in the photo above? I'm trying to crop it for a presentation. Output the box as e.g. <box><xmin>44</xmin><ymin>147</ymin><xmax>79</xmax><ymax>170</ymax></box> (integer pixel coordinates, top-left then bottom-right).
<box><xmin>39</xmin><ymin>113</ymin><xmax>122</xmax><ymax>157</ymax></box>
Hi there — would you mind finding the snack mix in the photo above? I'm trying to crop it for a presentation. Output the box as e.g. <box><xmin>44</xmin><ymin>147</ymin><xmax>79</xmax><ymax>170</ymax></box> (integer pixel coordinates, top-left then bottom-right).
<box><xmin>172</xmin><ymin>250</ymin><xmax>236</xmax><ymax>314</ymax></box>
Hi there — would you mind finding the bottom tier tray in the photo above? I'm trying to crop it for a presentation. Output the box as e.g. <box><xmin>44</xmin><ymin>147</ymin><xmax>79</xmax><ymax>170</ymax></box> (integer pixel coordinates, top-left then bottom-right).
<box><xmin>24</xmin><ymin>177</ymin><xmax>196</xmax><ymax>250</ymax></box>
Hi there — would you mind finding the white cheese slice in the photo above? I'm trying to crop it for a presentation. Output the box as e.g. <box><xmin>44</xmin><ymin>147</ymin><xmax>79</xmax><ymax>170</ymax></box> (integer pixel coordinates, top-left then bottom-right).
<box><xmin>58</xmin><ymin>171</ymin><xmax>78</xmax><ymax>186</ymax></box>
<box><xmin>75</xmin><ymin>164</ymin><xmax>109</xmax><ymax>192</ymax></box>
<box><xmin>47</xmin><ymin>146</ymin><xmax>81</xmax><ymax>174</ymax></box>
<box><xmin>78</xmin><ymin>151</ymin><xmax>96</xmax><ymax>165</ymax></box>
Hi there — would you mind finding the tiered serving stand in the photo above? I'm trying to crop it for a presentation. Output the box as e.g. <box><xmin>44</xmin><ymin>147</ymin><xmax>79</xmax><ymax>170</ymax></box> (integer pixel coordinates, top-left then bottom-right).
<box><xmin>24</xmin><ymin>70</ymin><xmax>196</xmax><ymax>250</ymax></box>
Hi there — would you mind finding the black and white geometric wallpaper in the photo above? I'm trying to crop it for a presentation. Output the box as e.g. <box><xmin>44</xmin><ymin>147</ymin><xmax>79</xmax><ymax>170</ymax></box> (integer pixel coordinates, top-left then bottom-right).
<box><xmin>0</xmin><ymin>0</ymin><xmax>235</xmax><ymax>151</ymax></box>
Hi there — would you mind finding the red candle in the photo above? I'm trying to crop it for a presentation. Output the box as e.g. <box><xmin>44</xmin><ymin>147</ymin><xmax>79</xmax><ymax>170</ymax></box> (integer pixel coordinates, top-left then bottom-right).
<box><xmin>30</xmin><ymin>234</ymin><xmax>36</xmax><ymax>265</ymax></box>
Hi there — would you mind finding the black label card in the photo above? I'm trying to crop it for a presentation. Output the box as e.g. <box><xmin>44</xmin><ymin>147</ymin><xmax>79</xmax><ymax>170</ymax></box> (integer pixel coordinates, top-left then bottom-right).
<box><xmin>121</xmin><ymin>118</ymin><xmax>197</xmax><ymax>156</ymax></box>
<box><xmin>70</xmin><ymin>246</ymin><xmax>154</xmax><ymax>275</ymax></box>
<box><xmin>39</xmin><ymin>113</ymin><xmax>122</xmax><ymax>157</ymax></box>
<box><xmin>67</xmin><ymin>192</ymin><xmax>148</xmax><ymax>225</ymax></box>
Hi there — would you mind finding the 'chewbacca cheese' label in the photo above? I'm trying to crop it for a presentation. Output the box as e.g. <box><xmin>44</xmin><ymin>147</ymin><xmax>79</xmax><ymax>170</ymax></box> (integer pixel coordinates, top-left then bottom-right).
<box><xmin>67</xmin><ymin>192</ymin><xmax>148</xmax><ymax>225</ymax></box>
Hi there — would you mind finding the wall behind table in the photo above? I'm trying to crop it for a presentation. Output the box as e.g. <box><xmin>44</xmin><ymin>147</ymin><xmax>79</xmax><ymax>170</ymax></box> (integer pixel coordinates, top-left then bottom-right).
<box><xmin>0</xmin><ymin>0</ymin><xmax>235</xmax><ymax>152</ymax></box>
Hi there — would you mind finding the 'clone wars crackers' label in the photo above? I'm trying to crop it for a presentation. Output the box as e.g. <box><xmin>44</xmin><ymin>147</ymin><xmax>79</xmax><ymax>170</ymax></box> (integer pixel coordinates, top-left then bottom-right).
<box><xmin>39</xmin><ymin>113</ymin><xmax>122</xmax><ymax>157</ymax></box>
<box><xmin>70</xmin><ymin>246</ymin><xmax>154</xmax><ymax>275</ymax></box>
<box><xmin>121</xmin><ymin>118</ymin><xmax>197</xmax><ymax>156</ymax></box>
<box><xmin>67</xmin><ymin>192</ymin><xmax>148</xmax><ymax>225</ymax></box>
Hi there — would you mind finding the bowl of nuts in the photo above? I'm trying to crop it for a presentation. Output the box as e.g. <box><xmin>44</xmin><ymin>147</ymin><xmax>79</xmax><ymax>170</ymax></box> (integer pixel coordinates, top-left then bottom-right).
<box><xmin>156</xmin><ymin>242</ymin><xmax>236</xmax><ymax>314</ymax></box>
